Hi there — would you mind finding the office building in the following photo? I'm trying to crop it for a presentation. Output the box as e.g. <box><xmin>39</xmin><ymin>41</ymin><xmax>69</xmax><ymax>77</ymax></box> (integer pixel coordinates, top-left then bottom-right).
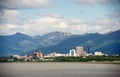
<box><xmin>76</xmin><ymin>46</ymin><xmax>84</xmax><ymax>56</ymax></box>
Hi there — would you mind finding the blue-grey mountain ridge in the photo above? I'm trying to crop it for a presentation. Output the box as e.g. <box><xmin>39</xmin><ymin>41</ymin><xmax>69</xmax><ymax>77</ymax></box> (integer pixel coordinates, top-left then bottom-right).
<box><xmin>0</xmin><ymin>30</ymin><xmax>120</xmax><ymax>56</ymax></box>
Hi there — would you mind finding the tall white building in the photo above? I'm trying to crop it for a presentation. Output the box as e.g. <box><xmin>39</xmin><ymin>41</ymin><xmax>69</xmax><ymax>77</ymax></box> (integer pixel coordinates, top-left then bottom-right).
<box><xmin>69</xmin><ymin>49</ymin><xmax>76</xmax><ymax>56</ymax></box>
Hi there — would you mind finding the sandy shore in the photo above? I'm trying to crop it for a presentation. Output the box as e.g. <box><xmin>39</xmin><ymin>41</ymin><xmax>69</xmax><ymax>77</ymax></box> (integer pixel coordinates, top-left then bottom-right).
<box><xmin>0</xmin><ymin>62</ymin><xmax>120</xmax><ymax>77</ymax></box>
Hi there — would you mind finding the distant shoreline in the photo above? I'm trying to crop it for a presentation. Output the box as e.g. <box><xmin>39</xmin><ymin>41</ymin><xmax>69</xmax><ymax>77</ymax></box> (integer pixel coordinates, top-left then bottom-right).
<box><xmin>0</xmin><ymin>61</ymin><xmax>120</xmax><ymax>64</ymax></box>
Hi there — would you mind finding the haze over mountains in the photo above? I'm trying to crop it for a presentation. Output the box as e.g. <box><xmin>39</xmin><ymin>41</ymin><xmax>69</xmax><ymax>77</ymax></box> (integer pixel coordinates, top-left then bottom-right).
<box><xmin>0</xmin><ymin>30</ymin><xmax>120</xmax><ymax>56</ymax></box>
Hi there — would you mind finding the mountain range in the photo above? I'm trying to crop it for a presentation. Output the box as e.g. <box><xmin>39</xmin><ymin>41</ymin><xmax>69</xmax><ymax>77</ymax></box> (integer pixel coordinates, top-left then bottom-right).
<box><xmin>0</xmin><ymin>30</ymin><xmax>120</xmax><ymax>56</ymax></box>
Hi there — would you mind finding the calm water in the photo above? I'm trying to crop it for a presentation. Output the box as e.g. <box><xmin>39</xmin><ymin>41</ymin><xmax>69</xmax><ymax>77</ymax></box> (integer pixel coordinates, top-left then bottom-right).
<box><xmin>0</xmin><ymin>63</ymin><xmax>120</xmax><ymax>77</ymax></box>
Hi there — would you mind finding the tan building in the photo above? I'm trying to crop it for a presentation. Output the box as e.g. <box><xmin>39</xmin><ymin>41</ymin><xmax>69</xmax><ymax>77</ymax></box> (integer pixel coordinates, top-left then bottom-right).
<box><xmin>32</xmin><ymin>50</ymin><xmax>43</xmax><ymax>58</ymax></box>
<box><xmin>76</xmin><ymin>46</ymin><xmax>84</xmax><ymax>56</ymax></box>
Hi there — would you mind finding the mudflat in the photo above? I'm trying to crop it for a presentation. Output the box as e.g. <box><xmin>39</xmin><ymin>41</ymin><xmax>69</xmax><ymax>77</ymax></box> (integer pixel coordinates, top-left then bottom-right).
<box><xmin>0</xmin><ymin>63</ymin><xmax>120</xmax><ymax>77</ymax></box>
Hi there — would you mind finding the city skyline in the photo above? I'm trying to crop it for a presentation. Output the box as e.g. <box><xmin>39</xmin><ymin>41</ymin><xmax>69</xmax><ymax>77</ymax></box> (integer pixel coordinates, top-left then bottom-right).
<box><xmin>9</xmin><ymin>46</ymin><xmax>106</xmax><ymax>60</ymax></box>
<box><xmin>0</xmin><ymin>0</ymin><xmax>120</xmax><ymax>36</ymax></box>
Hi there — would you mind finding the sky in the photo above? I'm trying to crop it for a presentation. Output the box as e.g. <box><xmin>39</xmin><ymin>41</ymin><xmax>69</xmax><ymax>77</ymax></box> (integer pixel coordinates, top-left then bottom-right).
<box><xmin>0</xmin><ymin>0</ymin><xmax>120</xmax><ymax>36</ymax></box>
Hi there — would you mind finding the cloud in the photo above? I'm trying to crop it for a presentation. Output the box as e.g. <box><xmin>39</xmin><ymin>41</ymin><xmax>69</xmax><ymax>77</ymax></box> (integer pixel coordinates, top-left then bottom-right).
<box><xmin>91</xmin><ymin>18</ymin><xmax>120</xmax><ymax>33</ymax></box>
<box><xmin>0</xmin><ymin>0</ymin><xmax>52</xmax><ymax>9</ymax></box>
<box><xmin>0</xmin><ymin>16</ymin><xmax>87</xmax><ymax>36</ymax></box>
<box><xmin>38</xmin><ymin>14</ymin><xmax>62</xmax><ymax>18</ymax></box>
<box><xmin>75</xmin><ymin>0</ymin><xmax>120</xmax><ymax>5</ymax></box>
<box><xmin>0</xmin><ymin>15</ymin><xmax>120</xmax><ymax>36</ymax></box>
<box><xmin>99</xmin><ymin>0</ymin><xmax>108</xmax><ymax>4</ymax></box>
<box><xmin>110</xmin><ymin>11</ymin><xmax>120</xmax><ymax>18</ymax></box>
<box><xmin>95</xmin><ymin>18</ymin><xmax>112</xmax><ymax>25</ymax></box>
<box><xmin>0</xmin><ymin>9</ymin><xmax>20</xmax><ymax>24</ymax></box>
<box><xmin>76</xmin><ymin>0</ymin><xmax>96</xmax><ymax>5</ymax></box>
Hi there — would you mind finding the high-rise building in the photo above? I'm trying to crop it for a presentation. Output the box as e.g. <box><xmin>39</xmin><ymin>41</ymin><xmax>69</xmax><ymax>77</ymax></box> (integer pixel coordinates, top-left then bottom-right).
<box><xmin>76</xmin><ymin>46</ymin><xmax>84</xmax><ymax>56</ymax></box>
<box><xmin>69</xmin><ymin>49</ymin><xmax>76</xmax><ymax>56</ymax></box>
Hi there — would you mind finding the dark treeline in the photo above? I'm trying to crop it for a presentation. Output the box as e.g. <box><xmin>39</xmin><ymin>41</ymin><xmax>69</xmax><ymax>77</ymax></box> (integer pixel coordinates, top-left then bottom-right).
<box><xmin>53</xmin><ymin>56</ymin><xmax>120</xmax><ymax>62</ymax></box>
<box><xmin>0</xmin><ymin>56</ymin><xmax>120</xmax><ymax>62</ymax></box>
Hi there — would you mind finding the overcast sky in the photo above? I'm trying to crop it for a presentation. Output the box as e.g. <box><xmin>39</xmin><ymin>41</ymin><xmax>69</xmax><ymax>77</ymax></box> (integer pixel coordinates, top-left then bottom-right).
<box><xmin>0</xmin><ymin>0</ymin><xmax>120</xmax><ymax>36</ymax></box>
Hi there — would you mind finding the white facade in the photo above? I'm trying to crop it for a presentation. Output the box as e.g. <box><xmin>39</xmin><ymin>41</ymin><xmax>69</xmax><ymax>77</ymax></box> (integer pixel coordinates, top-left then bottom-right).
<box><xmin>44</xmin><ymin>52</ymin><xmax>66</xmax><ymax>58</ymax></box>
<box><xmin>69</xmin><ymin>49</ymin><xmax>76</xmax><ymax>56</ymax></box>
<box><xmin>86</xmin><ymin>53</ymin><xmax>93</xmax><ymax>56</ymax></box>
<box><xmin>12</xmin><ymin>55</ymin><xmax>21</xmax><ymax>59</ymax></box>
<box><xmin>94</xmin><ymin>52</ymin><xmax>104</xmax><ymax>56</ymax></box>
